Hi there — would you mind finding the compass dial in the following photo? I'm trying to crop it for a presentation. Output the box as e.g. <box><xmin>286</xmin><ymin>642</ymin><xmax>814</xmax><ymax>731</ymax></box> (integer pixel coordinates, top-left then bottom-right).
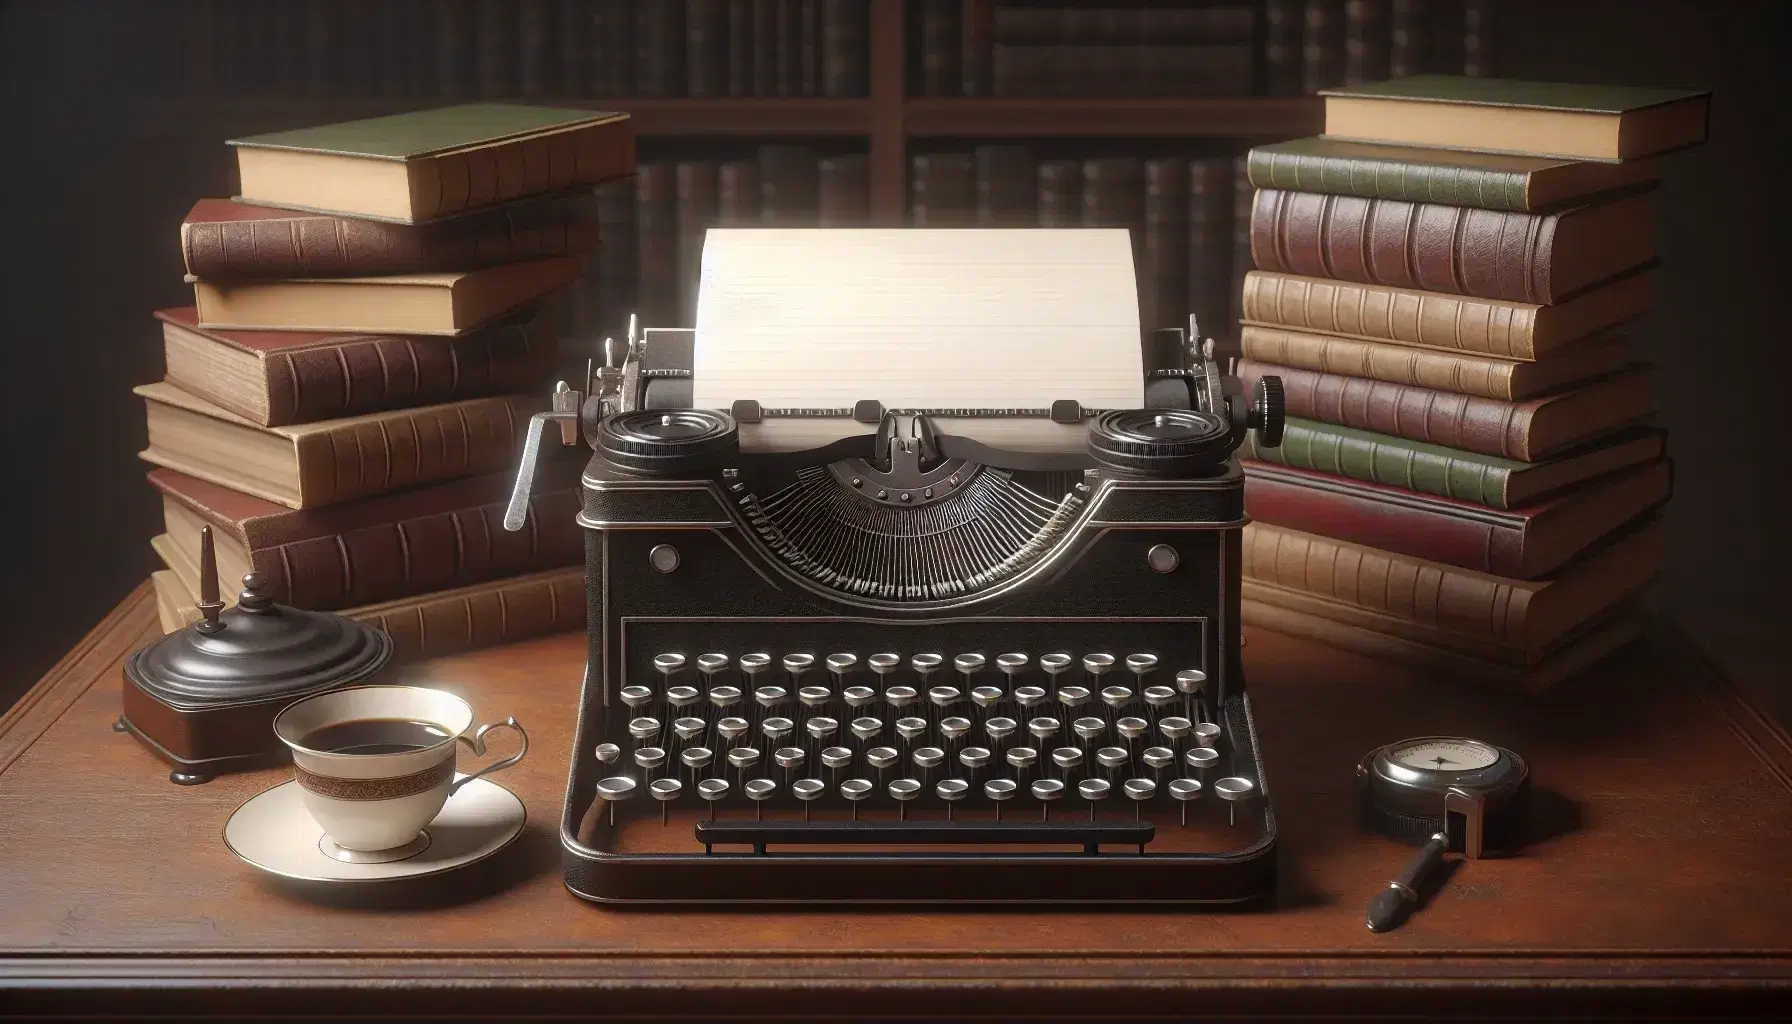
<box><xmin>1389</xmin><ymin>737</ymin><xmax>1499</xmax><ymax>772</ymax></box>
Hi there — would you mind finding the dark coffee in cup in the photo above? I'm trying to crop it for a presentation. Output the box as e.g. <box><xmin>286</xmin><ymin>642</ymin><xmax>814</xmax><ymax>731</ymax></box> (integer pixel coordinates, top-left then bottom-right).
<box><xmin>298</xmin><ymin>718</ymin><xmax>453</xmax><ymax>756</ymax></box>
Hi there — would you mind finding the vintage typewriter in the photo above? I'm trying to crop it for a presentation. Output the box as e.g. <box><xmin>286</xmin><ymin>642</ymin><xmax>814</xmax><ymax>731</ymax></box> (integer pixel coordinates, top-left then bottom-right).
<box><xmin>506</xmin><ymin>229</ymin><xmax>1285</xmax><ymax>904</ymax></box>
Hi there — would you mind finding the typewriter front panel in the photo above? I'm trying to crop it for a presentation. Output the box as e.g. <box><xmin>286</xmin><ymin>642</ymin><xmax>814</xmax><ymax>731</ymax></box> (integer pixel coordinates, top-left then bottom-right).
<box><xmin>559</xmin><ymin>467</ymin><xmax>1275</xmax><ymax>904</ymax></box>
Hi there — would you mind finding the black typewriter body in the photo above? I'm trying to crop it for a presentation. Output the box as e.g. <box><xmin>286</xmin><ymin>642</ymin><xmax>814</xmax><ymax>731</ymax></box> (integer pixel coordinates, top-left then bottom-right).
<box><xmin>507</xmin><ymin>321</ymin><xmax>1286</xmax><ymax>905</ymax></box>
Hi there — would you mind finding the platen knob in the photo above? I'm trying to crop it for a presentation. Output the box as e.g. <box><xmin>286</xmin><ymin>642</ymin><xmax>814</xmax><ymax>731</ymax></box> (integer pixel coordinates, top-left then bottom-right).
<box><xmin>1249</xmin><ymin>375</ymin><xmax>1285</xmax><ymax>449</ymax></box>
<box><xmin>1086</xmin><ymin>408</ymin><xmax>1234</xmax><ymax>477</ymax></box>
<box><xmin>595</xmin><ymin>409</ymin><xmax>739</xmax><ymax>474</ymax></box>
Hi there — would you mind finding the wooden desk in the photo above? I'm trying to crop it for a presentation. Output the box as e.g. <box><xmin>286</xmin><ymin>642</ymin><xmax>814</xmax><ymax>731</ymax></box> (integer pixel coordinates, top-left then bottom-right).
<box><xmin>2</xmin><ymin>585</ymin><xmax>1789</xmax><ymax>1019</ymax></box>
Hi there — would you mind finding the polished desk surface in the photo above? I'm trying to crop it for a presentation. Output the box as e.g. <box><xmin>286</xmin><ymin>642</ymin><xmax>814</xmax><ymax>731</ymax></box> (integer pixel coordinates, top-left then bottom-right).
<box><xmin>1</xmin><ymin>584</ymin><xmax>1789</xmax><ymax>1019</ymax></box>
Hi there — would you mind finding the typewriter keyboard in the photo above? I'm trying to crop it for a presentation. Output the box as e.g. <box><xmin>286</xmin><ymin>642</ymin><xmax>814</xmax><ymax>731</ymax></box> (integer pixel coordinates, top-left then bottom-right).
<box><xmin>581</xmin><ymin>651</ymin><xmax>1264</xmax><ymax>854</ymax></box>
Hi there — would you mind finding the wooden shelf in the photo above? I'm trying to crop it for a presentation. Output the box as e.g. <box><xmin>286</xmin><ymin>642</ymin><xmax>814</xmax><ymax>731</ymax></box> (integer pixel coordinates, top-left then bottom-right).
<box><xmin>904</xmin><ymin>97</ymin><xmax>1323</xmax><ymax>138</ymax></box>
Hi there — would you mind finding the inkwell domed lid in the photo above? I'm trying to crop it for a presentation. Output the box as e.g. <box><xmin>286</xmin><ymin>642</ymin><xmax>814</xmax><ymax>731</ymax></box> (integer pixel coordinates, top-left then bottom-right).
<box><xmin>126</xmin><ymin>526</ymin><xmax>393</xmax><ymax>709</ymax></box>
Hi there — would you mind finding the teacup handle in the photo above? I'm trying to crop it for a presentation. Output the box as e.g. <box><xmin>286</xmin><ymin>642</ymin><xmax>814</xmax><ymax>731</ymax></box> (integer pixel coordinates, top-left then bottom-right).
<box><xmin>449</xmin><ymin>717</ymin><xmax>528</xmax><ymax>795</ymax></box>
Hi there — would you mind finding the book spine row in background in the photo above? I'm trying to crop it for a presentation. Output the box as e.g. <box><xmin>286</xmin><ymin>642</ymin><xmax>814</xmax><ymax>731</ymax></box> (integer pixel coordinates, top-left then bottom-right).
<box><xmin>931</xmin><ymin>0</ymin><xmax>1493</xmax><ymax>98</ymax></box>
<box><xmin>561</xmin><ymin>147</ymin><xmax>1249</xmax><ymax>347</ymax></box>
<box><xmin>186</xmin><ymin>0</ymin><xmax>869</xmax><ymax>100</ymax></box>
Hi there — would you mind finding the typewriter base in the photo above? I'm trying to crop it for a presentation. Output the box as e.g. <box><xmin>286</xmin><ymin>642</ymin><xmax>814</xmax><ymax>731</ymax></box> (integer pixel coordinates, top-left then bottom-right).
<box><xmin>562</xmin><ymin>694</ymin><xmax>1277</xmax><ymax>906</ymax></box>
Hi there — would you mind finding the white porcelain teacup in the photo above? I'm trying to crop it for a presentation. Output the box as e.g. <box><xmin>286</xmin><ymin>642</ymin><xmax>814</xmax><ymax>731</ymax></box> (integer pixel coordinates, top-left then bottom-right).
<box><xmin>273</xmin><ymin>685</ymin><xmax>527</xmax><ymax>855</ymax></box>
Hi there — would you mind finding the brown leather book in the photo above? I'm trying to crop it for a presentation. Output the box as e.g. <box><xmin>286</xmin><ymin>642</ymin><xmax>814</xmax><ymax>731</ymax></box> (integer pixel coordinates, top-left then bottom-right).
<box><xmin>1241</xmin><ymin>517</ymin><xmax>1662</xmax><ymax>652</ymax></box>
<box><xmin>179</xmin><ymin>194</ymin><xmax>599</xmax><ymax>282</ymax></box>
<box><xmin>1241</xmin><ymin>269</ymin><xmax>1652</xmax><ymax>360</ymax></box>
<box><xmin>719</xmin><ymin>159</ymin><xmax>763</xmax><ymax>224</ymax></box>
<box><xmin>1240</xmin><ymin>325</ymin><xmax>1632</xmax><ymax>401</ymax></box>
<box><xmin>1243</xmin><ymin>596</ymin><xmax>1644</xmax><ymax>694</ymax></box>
<box><xmin>1302</xmin><ymin>0</ymin><xmax>1345</xmax><ymax>94</ymax></box>
<box><xmin>136</xmin><ymin>382</ymin><xmax>543</xmax><ymax>510</ymax></box>
<box><xmin>961</xmin><ymin>0</ymin><xmax>995</xmax><ymax>96</ymax></box>
<box><xmin>1250</xmin><ymin>187</ymin><xmax>1658</xmax><ymax>305</ymax></box>
<box><xmin>1265</xmin><ymin>0</ymin><xmax>1302</xmax><ymax>96</ymax></box>
<box><xmin>1237</xmin><ymin>359</ymin><xmax>1656</xmax><ymax>461</ymax></box>
<box><xmin>152</xmin><ymin>564</ymin><xmax>585</xmax><ymax>663</ymax></box>
<box><xmin>759</xmin><ymin>144</ymin><xmax>820</xmax><ymax>225</ymax></box>
<box><xmin>1037</xmin><ymin>160</ymin><xmax>1082</xmax><ymax>227</ymax></box>
<box><xmin>819</xmin><ymin>154</ymin><xmax>870</xmax><ymax>226</ymax></box>
<box><xmin>149</xmin><ymin>465</ymin><xmax>582</xmax><ymax>613</ymax></box>
<box><xmin>821</xmin><ymin>0</ymin><xmax>868</xmax><ymax>97</ymax></box>
<box><xmin>154</xmin><ymin>306</ymin><xmax>554</xmax><ymax>427</ymax></box>
<box><xmin>911</xmin><ymin>153</ymin><xmax>975</xmax><ymax>226</ymax></box>
<box><xmin>920</xmin><ymin>0</ymin><xmax>960</xmax><ymax>97</ymax></box>
<box><xmin>973</xmin><ymin>145</ymin><xmax>1035</xmax><ymax>226</ymax></box>
<box><xmin>190</xmin><ymin>256</ymin><xmax>582</xmax><ymax>337</ymax></box>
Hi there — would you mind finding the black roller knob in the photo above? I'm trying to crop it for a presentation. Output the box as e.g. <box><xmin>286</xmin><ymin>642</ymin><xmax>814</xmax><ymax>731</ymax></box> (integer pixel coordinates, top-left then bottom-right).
<box><xmin>1249</xmin><ymin>375</ymin><xmax>1286</xmax><ymax>449</ymax></box>
<box><xmin>1086</xmin><ymin>408</ymin><xmax>1234</xmax><ymax>477</ymax></box>
<box><xmin>595</xmin><ymin>409</ymin><xmax>738</xmax><ymax>474</ymax></box>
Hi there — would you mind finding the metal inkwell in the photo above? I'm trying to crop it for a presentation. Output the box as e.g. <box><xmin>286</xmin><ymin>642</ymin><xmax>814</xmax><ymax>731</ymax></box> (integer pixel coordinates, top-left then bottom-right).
<box><xmin>117</xmin><ymin>526</ymin><xmax>393</xmax><ymax>785</ymax></box>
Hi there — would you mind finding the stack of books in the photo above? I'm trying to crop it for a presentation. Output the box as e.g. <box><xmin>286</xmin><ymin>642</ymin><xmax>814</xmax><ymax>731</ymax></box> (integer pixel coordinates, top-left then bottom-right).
<box><xmin>1232</xmin><ymin>75</ymin><xmax>1710</xmax><ymax>691</ymax></box>
<box><xmin>137</xmin><ymin>103</ymin><xmax>635</xmax><ymax>661</ymax></box>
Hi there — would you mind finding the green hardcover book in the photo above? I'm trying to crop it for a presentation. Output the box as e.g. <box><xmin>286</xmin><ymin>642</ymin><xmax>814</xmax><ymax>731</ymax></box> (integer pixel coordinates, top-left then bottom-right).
<box><xmin>1246</xmin><ymin>137</ymin><xmax>1660</xmax><ymax>212</ymax></box>
<box><xmin>1320</xmin><ymin>75</ymin><xmax>1710</xmax><ymax>162</ymax></box>
<box><xmin>230</xmin><ymin>103</ymin><xmax>636</xmax><ymax>224</ymax></box>
<box><xmin>1240</xmin><ymin>417</ymin><xmax>1665</xmax><ymax>508</ymax></box>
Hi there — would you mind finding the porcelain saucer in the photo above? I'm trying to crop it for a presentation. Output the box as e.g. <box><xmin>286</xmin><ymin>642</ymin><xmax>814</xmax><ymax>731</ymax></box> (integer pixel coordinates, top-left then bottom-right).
<box><xmin>224</xmin><ymin>774</ymin><xmax>526</xmax><ymax>883</ymax></box>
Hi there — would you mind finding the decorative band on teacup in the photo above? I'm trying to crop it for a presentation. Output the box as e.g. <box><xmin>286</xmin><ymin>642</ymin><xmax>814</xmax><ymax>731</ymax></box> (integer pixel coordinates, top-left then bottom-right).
<box><xmin>294</xmin><ymin>758</ymin><xmax>455</xmax><ymax>801</ymax></box>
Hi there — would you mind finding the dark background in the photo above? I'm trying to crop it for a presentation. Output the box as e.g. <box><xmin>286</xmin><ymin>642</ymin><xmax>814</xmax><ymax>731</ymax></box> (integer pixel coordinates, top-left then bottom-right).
<box><xmin>3</xmin><ymin>0</ymin><xmax>1789</xmax><ymax>719</ymax></box>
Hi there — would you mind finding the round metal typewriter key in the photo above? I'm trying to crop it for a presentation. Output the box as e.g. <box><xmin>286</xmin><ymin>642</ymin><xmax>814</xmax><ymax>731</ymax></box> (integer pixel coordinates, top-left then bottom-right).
<box><xmin>954</xmin><ymin>652</ymin><xmax>986</xmax><ymax>682</ymax></box>
<box><xmin>792</xmin><ymin>778</ymin><xmax>825</xmax><ymax>820</ymax></box>
<box><xmin>697</xmin><ymin>777</ymin><xmax>730</xmax><ymax>820</ymax></box>
<box><xmin>621</xmin><ymin>685</ymin><xmax>654</xmax><ymax>709</ymax></box>
<box><xmin>1052</xmin><ymin>746</ymin><xmax>1084</xmax><ymax>780</ymax></box>
<box><xmin>635</xmin><ymin>746</ymin><xmax>667</xmax><ymax>779</ymax></box>
<box><xmin>1124</xmin><ymin>778</ymin><xmax>1156</xmax><ymax>819</ymax></box>
<box><xmin>850</xmin><ymin>716</ymin><xmax>884</xmax><ymax>742</ymax></box>
<box><xmin>1214</xmin><ymin>776</ymin><xmax>1256</xmax><ymax>826</ymax></box>
<box><xmin>840</xmin><ymin>778</ymin><xmax>873</xmax><ymax>819</ymax></box>
<box><xmin>959</xmin><ymin>745</ymin><xmax>991</xmax><ymax>775</ymax></box>
<box><xmin>1159</xmin><ymin>716</ymin><xmax>1192</xmax><ymax>744</ymax></box>
<box><xmin>681</xmin><ymin>746</ymin><xmax>714</xmax><ymax>778</ymax></box>
<box><xmin>885</xmin><ymin>685</ymin><xmax>918</xmax><ymax>709</ymax></box>
<box><xmin>761</xmin><ymin>717</ymin><xmax>794</xmax><ymax>744</ymax></box>
<box><xmin>650</xmin><ymin>778</ymin><xmax>682</xmax><ymax>824</ymax></box>
<box><xmin>821</xmin><ymin>746</ymin><xmax>853</xmax><ymax>782</ymax></box>
<box><xmin>1039</xmin><ymin>653</ymin><xmax>1073</xmax><ymax>684</ymax></box>
<box><xmin>667</xmin><ymin>686</ymin><xmax>700</xmax><ymax>710</ymax></box>
<box><xmin>866</xmin><ymin>747</ymin><xmax>899</xmax><ymax>780</ymax></box>
<box><xmin>709</xmin><ymin>685</ymin><xmax>742</xmax><ymax>709</ymax></box>
<box><xmin>1184</xmin><ymin>746</ymin><xmax>1220</xmax><ymax>786</ymax></box>
<box><xmin>843</xmin><ymin>685</ymin><xmax>877</xmax><ymax>709</ymax></box>
<box><xmin>868</xmin><ymin>653</ymin><xmax>901</xmax><ymax>680</ymax></box>
<box><xmin>1174</xmin><ymin>668</ymin><xmax>1207</xmax><ymax>722</ymax></box>
<box><xmin>985</xmin><ymin>778</ymin><xmax>1017</xmax><ymax>819</ymax></box>
<box><xmin>594</xmin><ymin>742</ymin><xmax>622</xmax><ymax>765</ymax></box>
<box><xmin>1096</xmin><ymin>746</ymin><xmax>1129</xmax><ymax>777</ymax></box>
<box><xmin>799</xmin><ymin>685</ymin><xmax>832</xmax><ymax>709</ymax></box>
<box><xmin>628</xmin><ymin>716</ymin><xmax>661</xmax><ymax>743</ymax></box>
<box><xmin>1058</xmin><ymin>685</ymin><xmax>1091</xmax><ymax>709</ymax></box>
<box><xmin>1169</xmin><ymin>777</ymin><xmax>1202</xmax><ymax>825</ymax></box>
<box><xmin>717</xmin><ymin>717</ymin><xmax>750</xmax><ymax>746</ymax></box>
<box><xmin>937</xmin><ymin>778</ymin><xmax>969</xmax><ymax>818</ymax></box>
<box><xmin>775</xmin><ymin>747</ymin><xmax>806</xmax><ymax>783</ymax></box>
<box><xmin>673</xmin><ymin>716</ymin><xmax>707</xmax><ymax>742</ymax></box>
<box><xmin>910</xmin><ymin>653</ymin><xmax>944</xmax><ymax>686</ymax></box>
<box><xmin>1125</xmin><ymin>653</ymin><xmax>1159</xmax><ymax>684</ymax></box>
<box><xmin>889</xmin><ymin>778</ymin><xmax>921</xmax><ymax>819</ymax></box>
<box><xmin>1073</xmin><ymin>716</ymin><xmax>1106</xmax><ymax>747</ymax></box>
<box><xmin>654</xmin><ymin>652</ymin><xmax>687</xmax><ymax>679</ymax></box>
<box><xmin>754</xmin><ymin>686</ymin><xmax>788</xmax><ymax>710</ymax></box>
<box><xmin>727</xmin><ymin>747</ymin><xmax>761</xmax><ymax>780</ymax></box>
<box><xmin>896</xmin><ymin>716</ymin><xmax>928</xmax><ymax>744</ymax></box>
<box><xmin>1079</xmin><ymin>778</ymin><xmax>1111</xmax><ymax>819</ymax></box>
<box><xmin>1028</xmin><ymin>716</ymin><xmax>1061</xmax><ymax>744</ymax></box>
<box><xmin>744</xmin><ymin>778</ymin><xmax>777</xmax><ymax>819</ymax></box>
<box><xmin>1143</xmin><ymin>685</ymin><xmax>1177</xmax><ymax>710</ymax></box>
<box><xmin>913</xmin><ymin>746</ymin><xmax>945</xmax><ymax>787</ymax></box>
<box><xmin>739</xmin><ymin>653</ymin><xmax>772</xmax><ymax>683</ymax></box>
<box><xmin>806</xmin><ymin>716</ymin><xmax>840</xmax><ymax>744</ymax></box>
<box><xmin>594</xmin><ymin>776</ymin><xmax>637</xmax><ymax>826</ymax></box>
<box><xmin>1032</xmin><ymin>778</ymin><xmax>1064</xmax><ymax>820</ymax></box>
<box><xmin>1082</xmin><ymin>653</ymin><xmax>1116</xmax><ymax>684</ymax></box>
<box><xmin>1192</xmin><ymin>721</ymin><xmax>1222</xmax><ymax>749</ymax></box>
<box><xmin>1013</xmin><ymin>686</ymin><xmax>1047</xmax><ymax>726</ymax></box>
<box><xmin>996</xmin><ymin>652</ymin><xmax>1029</xmax><ymax>684</ymax></box>
<box><xmin>928</xmin><ymin>686</ymin><xmax>961</xmax><ymax>710</ymax></box>
<box><xmin>826</xmin><ymin>653</ymin><xmax>859</xmax><ymax>685</ymax></box>
<box><xmin>1146</xmin><ymin>543</ymin><xmax>1180</xmax><ymax>573</ymax></box>
<box><xmin>1117</xmin><ymin>717</ymin><xmax>1149</xmax><ymax>747</ymax></box>
<box><xmin>783</xmin><ymin>653</ymin><xmax>816</xmax><ymax>685</ymax></box>
<box><xmin>1143</xmin><ymin>746</ymin><xmax>1175</xmax><ymax>778</ymax></box>
<box><xmin>1006</xmin><ymin>746</ymin><xmax>1038</xmax><ymax>785</ymax></box>
<box><xmin>1101</xmin><ymin>686</ymin><xmax>1134</xmax><ymax>711</ymax></box>
<box><xmin>984</xmin><ymin>716</ymin><xmax>1018</xmax><ymax>746</ymax></box>
<box><xmin>939</xmin><ymin>716</ymin><xmax>971</xmax><ymax>749</ymax></box>
<box><xmin>697</xmin><ymin>653</ymin><xmax>730</xmax><ymax>685</ymax></box>
<box><xmin>970</xmin><ymin>685</ymin><xmax>1004</xmax><ymax>709</ymax></box>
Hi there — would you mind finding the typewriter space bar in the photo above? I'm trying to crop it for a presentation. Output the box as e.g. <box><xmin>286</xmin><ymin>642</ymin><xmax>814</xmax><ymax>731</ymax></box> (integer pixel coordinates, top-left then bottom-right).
<box><xmin>695</xmin><ymin>819</ymin><xmax>1154</xmax><ymax>852</ymax></box>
